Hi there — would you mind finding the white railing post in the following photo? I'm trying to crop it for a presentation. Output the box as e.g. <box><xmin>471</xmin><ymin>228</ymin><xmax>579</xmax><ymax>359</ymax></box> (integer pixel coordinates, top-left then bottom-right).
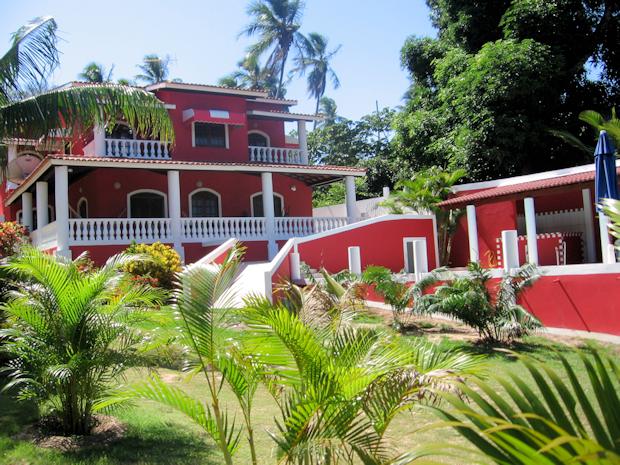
<box><xmin>599</xmin><ymin>213</ymin><xmax>614</xmax><ymax>264</ymax></box>
<box><xmin>290</xmin><ymin>252</ymin><xmax>301</xmax><ymax>281</ymax></box>
<box><xmin>55</xmin><ymin>166</ymin><xmax>70</xmax><ymax>258</ymax></box>
<box><xmin>348</xmin><ymin>246</ymin><xmax>362</xmax><ymax>276</ymax></box>
<box><xmin>466</xmin><ymin>205</ymin><xmax>479</xmax><ymax>263</ymax></box>
<box><xmin>345</xmin><ymin>176</ymin><xmax>357</xmax><ymax>223</ymax></box>
<box><xmin>21</xmin><ymin>192</ymin><xmax>33</xmax><ymax>231</ymax></box>
<box><xmin>524</xmin><ymin>197</ymin><xmax>538</xmax><ymax>265</ymax></box>
<box><xmin>94</xmin><ymin>124</ymin><xmax>106</xmax><ymax>156</ymax></box>
<box><xmin>167</xmin><ymin>170</ymin><xmax>184</xmax><ymax>261</ymax></box>
<box><xmin>501</xmin><ymin>230</ymin><xmax>519</xmax><ymax>272</ymax></box>
<box><xmin>297</xmin><ymin>120</ymin><xmax>308</xmax><ymax>165</ymax></box>
<box><xmin>412</xmin><ymin>239</ymin><xmax>428</xmax><ymax>282</ymax></box>
<box><xmin>35</xmin><ymin>181</ymin><xmax>48</xmax><ymax>229</ymax></box>
<box><xmin>261</xmin><ymin>172</ymin><xmax>278</xmax><ymax>259</ymax></box>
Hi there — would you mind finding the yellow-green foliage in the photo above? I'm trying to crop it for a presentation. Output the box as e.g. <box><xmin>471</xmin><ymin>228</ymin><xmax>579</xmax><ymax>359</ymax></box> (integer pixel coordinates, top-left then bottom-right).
<box><xmin>123</xmin><ymin>242</ymin><xmax>181</xmax><ymax>288</ymax></box>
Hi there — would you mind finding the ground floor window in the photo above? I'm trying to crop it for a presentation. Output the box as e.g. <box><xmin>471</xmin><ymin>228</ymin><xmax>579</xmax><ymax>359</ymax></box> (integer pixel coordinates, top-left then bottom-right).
<box><xmin>128</xmin><ymin>190</ymin><xmax>167</xmax><ymax>218</ymax></box>
<box><xmin>251</xmin><ymin>193</ymin><xmax>284</xmax><ymax>217</ymax></box>
<box><xmin>17</xmin><ymin>206</ymin><xmax>54</xmax><ymax>229</ymax></box>
<box><xmin>190</xmin><ymin>189</ymin><xmax>221</xmax><ymax>217</ymax></box>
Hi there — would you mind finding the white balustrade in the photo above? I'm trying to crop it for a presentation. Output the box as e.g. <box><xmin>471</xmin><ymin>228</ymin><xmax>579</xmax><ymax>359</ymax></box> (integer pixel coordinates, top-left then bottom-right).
<box><xmin>249</xmin><ymin>146</ymin><xmax>303</xmax><ymax>165</ymax></box>
<box><xmin>30</xmin><ymin>221</ymin><xmax>58</xmax><ymax>250</ymax></box>
<box><xmin>69</xmin><ymin>218</ymin><xmax>172</xmax><ymax>244</ymax></box>
<box><xmin>274</xmin><ymin>217</ymin><xmax>349</xmax><ymax>239</ymax></box>
<box><xmin>182</xmin><ymin>217</ymin><xmax>267</xmax><ymax>241</ymax></box>
<box><xmin>104</xmin><ymin>138</ymin><xmax>171</xmax><ymax>159</ymax></box>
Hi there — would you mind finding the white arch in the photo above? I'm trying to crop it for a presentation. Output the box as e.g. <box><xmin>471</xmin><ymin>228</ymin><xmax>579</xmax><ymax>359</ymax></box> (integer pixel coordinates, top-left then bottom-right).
<box><xmin>127</xmin><ymin>189</ymin><xmax>168</xmax><ymax>218</ymax></box>
<box><xmin>250</xmin><ymin>191</ymin><xmax>284</xmax><ymax>217</ymax></box>
<box><xmin>76</xmin><ymin>197</ymin><xmax>88</xmax><ymax>218</ymax></box>
<box><xmin>247</xmin><ymin>130</ymin><xmax>271</xmax><ymax>147</ymax></box>
<box><xmin>188</xmin><ymin>187</ymin><xmax>222</xmax><ymax>217</ymax></box>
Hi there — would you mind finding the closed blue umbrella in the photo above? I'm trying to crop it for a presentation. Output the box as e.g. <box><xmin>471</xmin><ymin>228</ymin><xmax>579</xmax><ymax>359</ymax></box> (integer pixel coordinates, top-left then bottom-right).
<box><xmin>594</xmin><ymin>129</ymin><xmax>618</xmax><ymax>208</ymax></box>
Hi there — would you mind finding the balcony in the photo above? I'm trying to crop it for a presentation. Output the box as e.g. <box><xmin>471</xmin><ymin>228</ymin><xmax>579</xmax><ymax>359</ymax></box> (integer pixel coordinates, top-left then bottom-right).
<box><xmin>249</xmin><ymin>146</ymin><xmax>305</xmax><ymax>165</ymax></box>
<box><xmin>104</xmin><ymin>138</ymin><xmax>171</xmax><ymax>160</ymax></box>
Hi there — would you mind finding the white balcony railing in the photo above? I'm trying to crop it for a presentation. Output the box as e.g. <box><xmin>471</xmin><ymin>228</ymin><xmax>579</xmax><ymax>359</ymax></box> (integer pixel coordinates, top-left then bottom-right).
<box><xmin>104</xmin><ymin>138</ymin><xmax>171</xmax><ymax>160</ymax></box>
<box><xmin>274</xmin><ymin>217</ymin><xmax>349</xmax><ymax>239</ymax></box>
<box><xmin>182</xmin><ymin>217</ymin><xmax>267</xmax><ymax>241</ymax></box>
<box><xmin>31</xmin><ymin>221</ymin><xmax>58</xmax><ymax>250</ymax></box>
<box><xmin>249</xmin><ymin>146</ymin><xmax>303</xmax><ymax>164</ymax></box>
<box><xmin>69</xmin><ymin>218</ymin><xmax>173</xmax><ymax>245</ymax></box>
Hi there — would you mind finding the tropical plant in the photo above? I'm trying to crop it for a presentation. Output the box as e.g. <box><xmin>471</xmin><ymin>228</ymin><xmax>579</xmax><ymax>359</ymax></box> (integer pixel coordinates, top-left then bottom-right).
<box><xmin>218</xmin><ymin>53</ymin><xmax>279</xmax><ymax>95</ymax></box>
<box><xmin>240</xmin><ymin>0</ymin><xmax>307</xmax><ymax>99</ymax></box>
<box><xmin>123</xmin><ymin>241</ymin><xmax>181</xmax><ymax>289</ymax></box>
<box><xmin>601</xmin><ymin>198</ymin><xmax>620</xmax><ymax>251</ymax></box>
<box><xmin>292</xmin><ymin>32</ymin><xmax>341</xmax><ymax>126</ymax></box>
<box><xmin>0</xmin><ymin>246</ymin><xmax>163</xmax><ymax>435</ymax></box>
<box><xmin>0</xmin><ymin>221</ymin><xmax>28</xmax><ymax>258</ymax></box>
<box><xmin>382</xmin><ymin>166</ymin><xmax>466</xmax><ymax>265</ymax></box>
<box><xmin>135</xmin><ymin>54</ymin><xmax>173</xmax><ymax>84</ymax></box>
<box><xmin>430</xmin><ymin>349</ymin><xmax>620</xmax><ymax>464</ymax></box>
<box><xmin>413</xmin><ymin>262</ymin><xmax>542</xmax><ymax>344</ymax></box>
<box><xmin>241</xmin><ymin>293</ymin><xmax>483</xmax><ymax>464</ymax></box>
<box><xmin>78</xmin><ymin>62</ymin><xmax>114</xmax><ymax>83</ymax></box>
<box><xmin>550</xmin><ymin>108</ymin><xmax>620</xmax><ymax>155</ymax></box>
<box><xmin>317</xmin><ymin>96</ymin><xmax>340</xmax><ymax>126</ymax></box>
<box><xmin>101</xmin><ymin>246</ymin><xmax>260</xmax><ymax>465</ymax></box>
<box><xmin>0</xmin><ymin>17</ymin><xmax>174</xmax><ymax>173</ymax></box>
<box><xmin>362</xmin><ymin>265</ymin><xmax>414</xmax><ymax>332</ymax></box>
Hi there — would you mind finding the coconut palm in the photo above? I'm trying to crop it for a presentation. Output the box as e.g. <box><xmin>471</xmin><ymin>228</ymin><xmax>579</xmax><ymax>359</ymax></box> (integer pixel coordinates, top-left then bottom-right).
<box><xmin>550</xmin><ymin>108</ymin><xmax>620</xmax><ymax>155</ymax></box>
<box><xmin>135</xmin><ymin>54</ymin><xmax>172</xmax><ymax>84</ymax></box>
<box><xmin>0</xmin><ymin>246</ymin><xmax>164</xmax><ymax>435</ymax></box>
<box><xmin>0</xmin><ymin>17</ymin><xmax>174</xmax><ymax>170</ymax></box>
<box><xmin>292</xmin><ymin>32</ymin><xmax>341</xmax><ymax>126</ymax></box>
<box><xmin>240</xmin><ymin>0</ymin><xmax>307</xmax><ymax>99</ymax></box>
<box><xmin>78</xmin><ymin>62</ymin><xmax>114</xmax><ymax>83</ymax></box>
<box><xmin>318</xmin><ymin>96</ymin><xmax>340</xmax><ymax>126</ymax></box>
<box><xmin>218</xmin><ymin>54</ymin><xmax>278</xmax><ymax>95</ymax></box>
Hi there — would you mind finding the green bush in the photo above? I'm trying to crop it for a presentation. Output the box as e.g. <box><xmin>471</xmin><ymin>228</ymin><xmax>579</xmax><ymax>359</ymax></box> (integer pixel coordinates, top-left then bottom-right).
<box><xmin>123</xmin><ymin>241</ymin><xmax>181</xmax><ymax>289</ymax></box>
<box><xmin>0</xmin><ymin>221</ymin><xmax>28</xmax><ymax>258</ymax></box>
<box><xmin>362</xmin><ymin>265</ymin><xmax>413</xmax><ymax>331</ymax></box>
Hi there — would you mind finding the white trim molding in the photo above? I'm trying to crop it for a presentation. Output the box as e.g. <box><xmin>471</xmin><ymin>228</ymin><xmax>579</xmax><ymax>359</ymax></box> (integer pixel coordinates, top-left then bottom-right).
<box><xmin>188</xmin><ymin>187</ymin><xmax>222</xmax><ymax>217</ymax></box>
<box><xmin>127</xmin><ymin>189</ymin><xmax>168</xmax><ymax>218</ymax></box>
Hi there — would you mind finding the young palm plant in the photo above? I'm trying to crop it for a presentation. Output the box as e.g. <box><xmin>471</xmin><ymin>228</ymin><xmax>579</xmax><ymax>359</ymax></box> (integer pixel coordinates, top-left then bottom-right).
<box><xmin>0</xmin><ymin>246</ymin><xmax>164</xmax><ymax>435</ymax></box>
<box><xmin>430</xmin><ymin>349</ymin><xmax>620</xmax><ymax>464</ymax></box>
<box><xmin>362</xmin><ymin>265</ymin><xmax>414</xmax><ymax>332</ymax></box>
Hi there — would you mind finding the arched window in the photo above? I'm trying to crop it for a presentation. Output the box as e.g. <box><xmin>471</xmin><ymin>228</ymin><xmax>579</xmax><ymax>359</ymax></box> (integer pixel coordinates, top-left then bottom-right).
<box><xmin>128</xmin><ymin>190</ymin><xmax>167</xmax><ymax>218</ymax></box>
<box><xmin>189</xmin><ymin>189</ymin><xmax>221</xmax><ymax>217</ymax></box>
<box><xmin>251</xmin><ymin>193</ymin><xmax>284</xmax><ymax>217</ymax></box>
<box><xmin>77</xmin><ymin>198</ymin><xmax>88</xmax><ymax>219</ymax></box>
<box><xmin>248</xmin><ymin>131</ymin><xmax>269</xmax><ymax>147</ymax></box>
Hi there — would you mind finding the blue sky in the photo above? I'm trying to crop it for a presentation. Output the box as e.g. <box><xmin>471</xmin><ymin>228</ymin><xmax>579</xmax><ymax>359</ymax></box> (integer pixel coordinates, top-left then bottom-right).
<box><xmin>1</xmin><ymin>0</ymin><xmax>435</xmax><ymax>121</ymax></box>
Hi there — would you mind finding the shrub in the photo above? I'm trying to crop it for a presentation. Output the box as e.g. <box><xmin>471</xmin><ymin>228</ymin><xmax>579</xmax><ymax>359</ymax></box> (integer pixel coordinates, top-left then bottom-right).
<box><xmin>123</xmin><ymin>242</ymin><xmax>181</xmax><ymax>289</ymax></box>
<box><xmin>0</xmin><ymin>221</ymin><xmax>28</xmax><ymax>258</ymax></box>
<box><xmin>362</xmin><ymin>265</ymin><xmax>414</xmax><ymax>331</ymax></box>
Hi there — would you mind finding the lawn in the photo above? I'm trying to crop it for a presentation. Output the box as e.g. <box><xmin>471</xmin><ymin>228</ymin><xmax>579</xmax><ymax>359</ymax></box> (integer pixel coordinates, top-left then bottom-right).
<box><xmin>1</xmin><ymin>311</ymin><xmax>618</xmax><ymax>465</ymax></box>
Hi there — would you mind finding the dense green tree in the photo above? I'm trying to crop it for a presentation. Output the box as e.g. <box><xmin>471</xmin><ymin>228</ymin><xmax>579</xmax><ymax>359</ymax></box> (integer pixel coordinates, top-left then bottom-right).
<box><xmin>395</xmin><ymin>0</ymin><xmax>620</xmax><ymax>181</ymax></box>
<box><xmin>78</xmin><ymin>62</ymin><xmax>114</xmax><ymax>83</ymax></box>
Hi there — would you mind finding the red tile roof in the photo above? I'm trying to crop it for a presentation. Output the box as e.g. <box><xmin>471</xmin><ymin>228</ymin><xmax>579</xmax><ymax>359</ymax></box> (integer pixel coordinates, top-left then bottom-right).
<box><xmin>439</xmin><ymin>167</ymin><xmax>620</xmax><ymax>208</ymax></box>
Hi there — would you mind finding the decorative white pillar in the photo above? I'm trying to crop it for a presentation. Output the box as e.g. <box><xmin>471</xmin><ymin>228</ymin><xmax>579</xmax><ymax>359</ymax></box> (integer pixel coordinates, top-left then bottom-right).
<box><xmin>412</xmin><ymin>239</ymin><xmax>428</xmax><ymax>282</ymax></box>
<box><xmin>501</xmin><ymin>230</ymin><xmax>520</xmax><ymax>272</ymax></box>
<box><xmin>35</xmin><ymin>181</ymin><xmax>49</xmax><ymax>229</ymax></box>
<box><xmin>261</xmin><ymin>172</ymin><xmax>277</xmax><ymax>259</ymax></box>
<box><xmin>167</xmin><ymin>170</ymin><xmax>184</xmax><ymax>261</ymax></box>
<box><xmin>297</xmin><ymin>120</ymin><xmax>308</xmax><ymax>165</ymax></box>
<box><xmin>581</xmin><ymin>189</ymin><xmax>596</xmax><ymax>263</ymax></box>
<box><xmin>466</xmin><ymin>205</ymin><xmax>479</xmax><ymax>263</ymax></box>
<box><xmin>344</xmin><ymin>175</ymin><xmax>357</xmax><ymax>223</ymax></box>
<box><xmin>348</xmin><ymin>246</ymin><xmax>361</xmax><ymax>275</ymax></box>
<box><xmin>55</xmin><ymin>166</ymin><xmax>70</xmax><ymax>257</ymax></box>
<box><xmin>6</xmin><ymin>144</ymin><xmax>18</xmax><ymax>190</ymax></box>
<box><xmin>382</xmin><ymin>186</ymin><xmax>390</xmax><ymax>198</ymax></box>
<box><xmin>599</xmin><ymin>213</ymin><xmax>614</xmax><ymax>264</ymax></box>
<box><xmin>93</xmin><ymin>123</ymin><xmax>106</xmax><ymax>156</ymax></box>
<box><xmin>21</xmin><ymin>192</ymin><xmax>33</xmax><ymax>231</ymax></box>
<box><xmin>524</xmin><ymin>197</ymin><xmax>538</xmax><ymax>265</ymax></box>
<box><xmin>290</xmin><ymin>252</ymin><xmax>301</xmax><ymax>281</ymax></box>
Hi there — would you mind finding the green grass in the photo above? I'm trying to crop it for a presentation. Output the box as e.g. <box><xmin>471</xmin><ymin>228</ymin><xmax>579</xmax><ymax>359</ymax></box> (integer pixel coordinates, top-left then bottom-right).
<box><xmin>1</xmin><ymin>316</ymin><xmax>618</xmax><ymax>465</ymax></box>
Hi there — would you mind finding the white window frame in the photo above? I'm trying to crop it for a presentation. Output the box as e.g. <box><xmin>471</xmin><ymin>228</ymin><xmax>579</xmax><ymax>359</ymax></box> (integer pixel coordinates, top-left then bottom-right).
<box><xmin>127</xmin><ymin>189</ymin><xmax>168</xmax><ymax>218</ymax></box>
<box><xmin>76</xmin><ymin>197</ymin><xmax>88</xmax><ymax>219</ymax></box>
<box><xmin>188</xmin><ymin>187</ymin><xmax>222</xmax><ymax>217</ymax></box>
<box><xmin>403</xmin><ymin>237</ymin><xmax>428</xmax><ymax>274</ymax></box>
<box><xmin>247</xmin><ymin>130</ymin><xmax>270</xmax><ymax>147</ymax></box>
<box><xmin>192</xmin><ymin>122</ymin><xmax>229</xmax><ymax>149</ymax></box>
<box><xmin>250</xmin><ymin>191</ymin><xmax>284</xmax><ymax>217</ymax></box>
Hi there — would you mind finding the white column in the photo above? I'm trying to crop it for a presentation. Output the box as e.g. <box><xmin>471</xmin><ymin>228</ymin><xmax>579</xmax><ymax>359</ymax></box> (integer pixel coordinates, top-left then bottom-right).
<box><xmin>6</xmin><ymin>144</ymin><xmax>18</xmax><ymax>190</ymax></box>
<box><xmin>93</xmin><ymin>123</ymin><xmax>106</xmax><ymax>156</ymax></box>
<box><xmin>348</xmin><ymin>246</ymin><xmax>361</xmax><ymax>275</ymax></box>
<box><xmin>345</xmin><ymin>175</ymin><xmax>357</xmax><ymax>223</ymax></box>
<box><xmin>501</xmin><ymin>230</ymin><xmax>520</xmax><ymax>272</ymax></box>
<box><xmin>261</xmin><ymin>172</ymin><xmax>277</xmax><ymax>259</ymax></box>
<box><xmin>466</xmin><ymin>205</ymin><xmax>479</xmax><ymax>263</ymax></box>
<box><xmin>524</xmin><ymin>197</ymin><xmax>538</xmax><ymax>265</ymax></box>
<box><xmin>167</xmin><ymin>170</ymin><xmax>184</xmax><ymax>261</ymax></box>
<box><xmin>290</xmin><ymin>252</ymin><xmax>301</xmax><ymax>281</ymax></box>
<box><xmin>54</xmin><ymin>166</ymin><xmax>70</xmax><ymax>257</ymax></box>
<box><xmin>382</xmin><ymin>186</ymin><xmax>390</xmax><ymax>198</ymax></box>
<box><xmin>581</xmin><ymin>189</ymin><xmax>596</xmax><ymax>263</ymax></box>
<box><xmin>412</xmin><ymin>239</ymin><xmax>428</xmax><ymax>282</ymax></box>
<box><xmin>297</xmin><ymin>120</ymin><xmax>308</xmax><ymax>165</ymax></box>
<box><xmin>599</xmin><ymin>213</ymin><xmax>614</xmax><ymax>264</ymax></box>
<box><xmin>35</xmin><ymin>181</ymin><xmax>49</xmax><ymax>229</ymax></box>
<box><xmin>21</xmin><ymin>192</ymin><xmax>33</xmax><ymax>231</ymax></box>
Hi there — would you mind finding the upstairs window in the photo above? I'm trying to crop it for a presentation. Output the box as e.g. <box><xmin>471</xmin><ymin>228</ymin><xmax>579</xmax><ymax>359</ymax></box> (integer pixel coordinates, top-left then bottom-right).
<box><xmin>194</xmin><ymin>123</ymin><xmax>227</xmax><ymax>148</ymax></box>
<box><xmin>190</xmin><ymin>189</ymin><xmax>221</xmax><ymax>217</ymax></box>
<box><xmin>251</xmin><ymin>193</ymin><xmax>284</xmax><ymax>217</ymax></box>
<box><xmin>248</xmin><ymin>132</ymin><xmax>269</xmax><ymax>147</ymax></box>
<box><xmin>128</xmin><ymin>191</ymin><xmax>167</xmax><ymax>218</ymax></box>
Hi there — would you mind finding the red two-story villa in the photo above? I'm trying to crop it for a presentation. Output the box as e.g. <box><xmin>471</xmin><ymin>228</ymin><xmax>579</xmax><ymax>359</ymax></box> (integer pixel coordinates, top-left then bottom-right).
<box><xmin>1</xmin><ymin>82</ymin><xmax>365</xmax><ymax>263</ymax></box>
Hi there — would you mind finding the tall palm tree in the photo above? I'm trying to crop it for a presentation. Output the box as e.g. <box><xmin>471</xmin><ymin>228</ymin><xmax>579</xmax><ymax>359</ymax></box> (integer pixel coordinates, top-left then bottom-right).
<box><xmin>0</xmin><ymin>17</ymin><xmax>174</xmax><ymax>168</ymax></box>
<box><xmin>218</xmin><ymin>54</ymin><xmax>278</xmax><ymax>95</ymax></box>
<box><xmin>293</xmin><ymin>32</ymin><xmax>341</xmax><ymax>125</ymax></box>
<box><xmin>240</xmin><ymin>0</ymin><xmax>307</xmax><ymax>99</ymax></box>
<box><xmin>78</xmin><ymin>62</ymin><xmax>114</xmax><ymax>83</ymax></box>
<box><xmin>135</xmin><ymin>54</ymin><xmax>171</xmax><ymax>84</ymax></box>
<box><xmin>318</xmin><ymin>96</ymin><xmax>340</xmax><ymax>126</ymax></box>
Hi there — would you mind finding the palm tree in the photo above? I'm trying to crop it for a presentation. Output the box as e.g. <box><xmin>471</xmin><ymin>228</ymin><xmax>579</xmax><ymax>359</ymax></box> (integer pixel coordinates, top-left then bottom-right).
<box><xmin>135</xmin><ymin>54</ymin><xmax>172</xmax><ymax>84</ymax></box>
<box><xmin>318</xmin><ymin>96</ymin><xmax>340</xmax><ymax>126</ymax></box>
<box><xmin>0</xmin><ymin>246</ymin><xmax>164</xmax><ymax>435</ymax></box>
<box><xmin>293</xmin><ymin>32</ymin><xmax>341</xmax><ymax>125</ymax></box>
<box><xmin>550</xmin><ymin>108</ymin><xmax>620</xmax><ymax>155</ymax></box>
<box><xmin>78</xmin><ymin>62</ymin><xmax>114</xmax><ymax>83</ymax></box>
<box><xmin>0</xmin><ymin>17</ymin><xmax>174</xmax><ymax>168</ymax></box>
<box><xmin>218</xmin><ymin>54</ymin><xmax>278</xmax><ymax>94</ymax></box>
<box><xmin>240</xmin><ymin>0</ymin><xmax>307</xmax><ymax>99</ymax></box>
